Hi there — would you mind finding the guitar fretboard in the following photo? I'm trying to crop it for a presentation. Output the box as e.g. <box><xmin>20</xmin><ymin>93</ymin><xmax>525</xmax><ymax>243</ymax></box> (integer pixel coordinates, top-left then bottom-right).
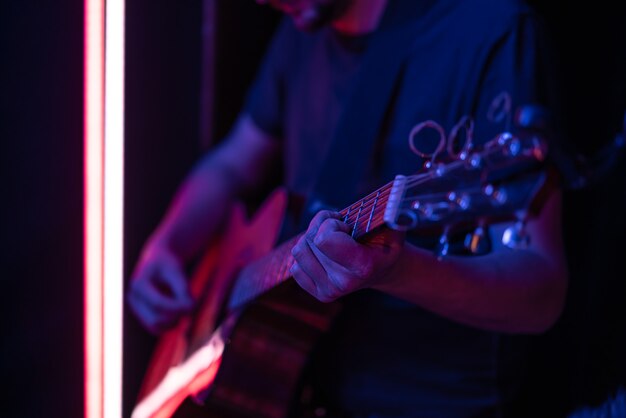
<box><xmin>341</xmin><ymin>182</ymin><xmax>393</xmax><ymax>239</ymax></box>
<box><xmin>226</xmin><ymin>182</ymin><xmax>394</xmax><ymax>310</ymax></box>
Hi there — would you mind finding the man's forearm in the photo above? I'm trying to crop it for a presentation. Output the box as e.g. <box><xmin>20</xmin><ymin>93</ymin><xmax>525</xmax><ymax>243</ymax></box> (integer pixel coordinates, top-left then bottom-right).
<box><xmin>376</xmin><ymin>244</ymin><xmax>568</xmax><ymax>334</ymax></box>
<box><xmin>145</xmin><ymin>159</ymin><xmax>242</xmax><ymax>264</ymax></box>
<box><xmin>144</xmin><ymin>115</ymin><xmax>281</xmax><ymax>264</ymax></box>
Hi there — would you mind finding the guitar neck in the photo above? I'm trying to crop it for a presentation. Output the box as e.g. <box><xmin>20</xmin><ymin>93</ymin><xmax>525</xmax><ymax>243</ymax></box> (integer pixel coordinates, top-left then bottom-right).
<box><xmin>226</xmin><ymin>183</ymin><xmax>394</xmax><ymax>310</ymax></box>
<box><xmin>341</xmin><ymin>182</ymin><xmax>393</xmax><ymax>239</ymax></box>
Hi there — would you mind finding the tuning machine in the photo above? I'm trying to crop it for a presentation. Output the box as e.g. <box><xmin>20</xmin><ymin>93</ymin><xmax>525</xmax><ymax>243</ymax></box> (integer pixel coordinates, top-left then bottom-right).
<box><xmin>435</xmin><ymin>226</ymin><xmax>451</xmax><ymax>259</ymax></box>
<box><xmin>464</xmin><ymin>221</ymin><xmax>491</xmax><ymax>255</ymax></box>
<box><xmin>483</xmin><ymin>184</ymin><xmax>508</xmax><ymax>205</ymax></box>
<box><xmin>502</xmin><ymin>211</ymin><xmax>530</xmax><ymax>249</ymax></box>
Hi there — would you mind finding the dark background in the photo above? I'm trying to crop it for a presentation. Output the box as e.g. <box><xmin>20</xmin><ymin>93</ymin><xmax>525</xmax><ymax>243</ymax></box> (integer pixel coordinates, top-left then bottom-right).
<box><xmin>1</xmin><ymin>1</ymin><xmax>624</xmax><ymax>417</ymax></box>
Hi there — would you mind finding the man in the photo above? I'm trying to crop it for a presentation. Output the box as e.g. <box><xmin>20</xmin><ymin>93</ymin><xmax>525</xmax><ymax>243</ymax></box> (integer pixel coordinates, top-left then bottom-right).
<box><xmin>128</xmin><ymin>0</ymin><xmax>568</xmax><ymax>416</ymax></box>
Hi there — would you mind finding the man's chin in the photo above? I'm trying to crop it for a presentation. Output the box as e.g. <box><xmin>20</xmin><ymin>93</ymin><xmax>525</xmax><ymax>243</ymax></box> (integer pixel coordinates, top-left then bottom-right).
<box><xmin>291</xmin><ymin>16</ymin><xmax>327</xmax><ymax>32</ymax></box>
<box><xmin>290</xmin><ymin>5</ymin><xmax>335</xmax><ymax>32</ymax></box>
<box><xmin>292</xmin><ymin>17</ymin><xmax>324</xmax><ymax>32</ymax></box>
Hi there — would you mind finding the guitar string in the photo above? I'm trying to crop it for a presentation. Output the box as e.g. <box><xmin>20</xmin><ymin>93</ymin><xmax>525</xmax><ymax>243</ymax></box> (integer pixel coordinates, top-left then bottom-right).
<box><xmin>337</xmin><ymin>174</ymin><xmax>487</xmax><ymax>232</ymax></box>
<box><xmin>342</xmin><ymin>142</ymin><xmax>536</xmax><ymax>226</ymax></box>
<box><xmin>235</xmin><ymin>238</ymin><xmax>298</xmax><ymax>306</ymax></box>
<box><xmin>263</xmin><ymin>144</ymin><xmax>536</xmax><ymax>288</ymax></box>
<box><xmin>341</xmin><ymin>184</ymin><xmax>393</xmax><ymax>217</ymax></box>
<box><xmin>340</xmin><ymin>166</ymin><xmax>458</xmax><ymax>225</ymax></box>
<box><xmin>399</xmin><ymin>142</ymin><xmax>534</xmax><ymax>189</ymax></box>
<box><xmin>348</xmin><ymin>182</ymin><xmax>501</xmax><ymax>229</ymax></box>
<box><xmin>340</xmin><ymin>149</ymin><xmax>493</xmax><ymax>224</ymax></box>
<box><xmin>343</xmin><ymin>181</ymin><xmax>514</xmax><ymax>237</ymax></box>
<box><xmin>272</xmin><ymin>239</ymin><xmax>297</xmax><ymax>286</ymax></box>
<box><xmin>341</xmin><ymin>188</ymin><xmax>392</xmax><ymax>220</ymax></box>
<box><xmin>342</xmin><ymin>198</ymin><xmax>389</xmax><ymax>227</ymax></box>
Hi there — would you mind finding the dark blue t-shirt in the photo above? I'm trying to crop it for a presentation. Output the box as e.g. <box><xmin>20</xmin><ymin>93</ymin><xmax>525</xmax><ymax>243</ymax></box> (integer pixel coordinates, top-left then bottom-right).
<box><xmin>245</xmin><ymin>0</ymin><xmax>553</xmax><ymax>416</ymax></box>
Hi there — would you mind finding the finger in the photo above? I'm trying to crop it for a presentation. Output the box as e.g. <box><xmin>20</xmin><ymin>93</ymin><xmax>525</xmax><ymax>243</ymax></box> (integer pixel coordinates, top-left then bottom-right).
<box><xmin>157</xmin><ymin>259</ymin><xmax>195</xmax><ymax>308</ymax></box>
<box><xmin>292</xmin><ymin>234</ymin><xmax>328</xmax><ymax>282</ymax></box>
<box><xmin>312</xmin><ymin>217</ymin><xmax>363</xmax><ymax>266</ymax></box>
<box><xmin>143</xmin><ymin>284</ymin><xmax>193</xmax><ymax>314</ymax></box>
<box><xmin>310</xmin><ymin>221</ymin><xmax>401</xmax><ymax>290</ymax></box>
<box><xmin>308</xmin><ymin>239</ymin><xmax>353</xmax><ymax>286</ymax></box>
<box><xmin>127</xmin><ymin>293</ymin><xmax>176</xmax><ymax>334</ymax></box>
<box><xmin>306</xmin><ymin>210</ymin><xmax>343</xmax><ymax>238</ymax></box>
<box><xmin>315</xmin><ymin>222</ymin><xmax>404</xmax><ymax>267</ymax></box>
<box><xmin>304</xmin><ymin>227</ymin><xmax>356</xmax><ymax>298</ymax></box>
<box><xmin>314</xmin><ymin>217</ymin><xmax>353</xmax><ymax>246</ymax></box>
<box><xmin>130</xmin><ymin>277</ymin><xmax>192</xmax><ymax>318</ymax></box>
<box><xmin>289</xmin><ymin>262</ymin><xmax>319</xmax><ymax>299</ymax></box>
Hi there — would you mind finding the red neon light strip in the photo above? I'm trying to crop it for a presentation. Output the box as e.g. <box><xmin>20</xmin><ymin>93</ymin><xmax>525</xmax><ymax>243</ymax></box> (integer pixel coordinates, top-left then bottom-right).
<box><xmin>84</xmin><ymin>0</ymin><xmax>104</xmax><ymax>417</ymax></box>
<box><xmin>85</xmin><ymin>0</ymin><xmax>125</xmax><ymax>416</ymax></box>
<box><xmin>103</xmin><ymin>0</ymin><xmax>125</xmax><ymax>416</ymax></box>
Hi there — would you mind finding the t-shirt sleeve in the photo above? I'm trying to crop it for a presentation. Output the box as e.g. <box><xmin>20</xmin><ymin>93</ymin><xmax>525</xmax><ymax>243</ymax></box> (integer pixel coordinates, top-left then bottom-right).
<box><xmin>243</xmin><ymin>17</ymin><xmax>296</xmax><ymax>139</ymax></box>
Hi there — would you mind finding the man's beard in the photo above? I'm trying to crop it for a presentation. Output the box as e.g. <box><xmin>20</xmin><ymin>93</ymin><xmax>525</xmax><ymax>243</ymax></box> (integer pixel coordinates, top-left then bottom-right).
<box><xmin>286</xmin><ymin>0</ymin><xmax>353</xmax><ymax>32</ymax></box>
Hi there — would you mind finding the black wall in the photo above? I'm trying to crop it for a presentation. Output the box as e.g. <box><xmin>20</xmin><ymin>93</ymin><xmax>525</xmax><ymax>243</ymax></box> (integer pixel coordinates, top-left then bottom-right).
<box><xmin>1</xmin><ymin>1</ymin><xmax>84</xmax><ymax>417</ymax></box>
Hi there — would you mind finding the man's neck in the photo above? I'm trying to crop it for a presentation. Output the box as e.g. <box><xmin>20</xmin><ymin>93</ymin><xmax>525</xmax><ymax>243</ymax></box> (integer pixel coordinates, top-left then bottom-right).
<box><xmin>331</xmin><ymin>0</ymin><xmax>388</xmax><ymax>35</ymax></box>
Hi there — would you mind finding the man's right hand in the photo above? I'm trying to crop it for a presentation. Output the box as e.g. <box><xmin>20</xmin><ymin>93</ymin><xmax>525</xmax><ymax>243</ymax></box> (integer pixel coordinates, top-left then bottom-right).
<box><xmin>126</xmin><ymin>115</ymin><xmax>279</xmax><ymax>335</ymax></box>
<box><xmin>127</xmin><ymin>244</ymin><xmax>195</xmax><ymax>334</ymax></box>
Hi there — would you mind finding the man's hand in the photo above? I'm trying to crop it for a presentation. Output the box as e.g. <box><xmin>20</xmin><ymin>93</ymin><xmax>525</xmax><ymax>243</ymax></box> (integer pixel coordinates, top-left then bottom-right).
<box><xmin>127</xmin><ymin>244</ymin><xmax>195</xmax><ymax>334</ymax></box>
<box><xmin>290</xmin><ymin>210</ymin><xmax>404</xmax><ymax>302</ymax></box>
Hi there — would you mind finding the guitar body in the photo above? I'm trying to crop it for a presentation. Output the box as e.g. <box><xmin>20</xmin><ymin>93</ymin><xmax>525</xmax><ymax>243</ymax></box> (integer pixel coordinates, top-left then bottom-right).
<box><xmin>204</xmin><ymin>280</ymin><xmax>340</xmax><ymax>418</ymax></box>
<box><xmin>133</xmin><ymin>189</ymin><xmax>340</xmax><ymax>418</ymax></box>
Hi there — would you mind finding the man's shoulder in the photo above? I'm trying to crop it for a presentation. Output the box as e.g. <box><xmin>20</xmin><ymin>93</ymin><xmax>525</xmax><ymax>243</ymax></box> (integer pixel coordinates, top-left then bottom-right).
<box><xmin>409</xmin><ymin>0</ymin><xmax>538</xmax><ymax>45</ymax></box>
<box><xmin>448</xmin><ymin>0</ymin><xmax>536</xmax><ymax>32</ymax></box>
<box><xmin>449</xmin><ymin>0</ymin><xmax>533</xmax><ymax>20</ymax></box>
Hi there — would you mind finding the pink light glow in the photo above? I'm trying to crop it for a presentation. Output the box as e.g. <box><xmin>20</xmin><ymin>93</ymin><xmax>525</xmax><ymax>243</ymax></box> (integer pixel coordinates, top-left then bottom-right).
<box><xmin>84</xmin><ymin>0</ymin><xmax>104</xmax><ymax>417</ymax></box>
<box><xmin>85</xmin><ymin>0</ymin><xmax>125</xmax><ymax>416</ymax></box>
<box><xmin>103</xmin><ymin>0</ymin><xmax>125</xmax><ymax>415</ymax></box>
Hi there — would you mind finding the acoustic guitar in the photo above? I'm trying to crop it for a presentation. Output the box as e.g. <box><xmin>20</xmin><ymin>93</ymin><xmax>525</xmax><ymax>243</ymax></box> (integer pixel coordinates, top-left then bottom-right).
<box><xmin>131</xmin><ymin>130</ymin><xmax>552</xmax><ymax>418</ymax></box>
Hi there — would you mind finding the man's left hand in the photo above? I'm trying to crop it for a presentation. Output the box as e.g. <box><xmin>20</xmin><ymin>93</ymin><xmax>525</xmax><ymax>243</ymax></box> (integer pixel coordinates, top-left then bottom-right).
<box><xmin>290</xmin><ymin>210</ymin><xmax>404</xmax><ymax>302</ymax></box>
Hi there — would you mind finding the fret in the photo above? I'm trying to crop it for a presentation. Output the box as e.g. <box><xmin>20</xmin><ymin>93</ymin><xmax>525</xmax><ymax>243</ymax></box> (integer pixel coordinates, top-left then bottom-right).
<box><xmin>365</xmin><ymin>191</ymin><xmax>381</xmax><ymax>233</ymax></box>
<box><xmin>337</xmin><ymin>184</ymin><xmax>392</xmax><ymax>239</ymax></box>
<box><xmin>351</xmin><ymin>200</ymin><xmax>365</xmax><ymax>238</ymax></box>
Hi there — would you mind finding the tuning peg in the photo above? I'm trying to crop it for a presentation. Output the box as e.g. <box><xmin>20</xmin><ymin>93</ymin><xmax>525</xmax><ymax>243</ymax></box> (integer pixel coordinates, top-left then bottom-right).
<box><xmin>497</xmin><ymin>132</ymin><xmax>514</xmax><ymax>145</ymax></box>
<box><xmin>505</xmin><ymin>137</ymin><xmax>522</xmax><ymax>157</ymax></box>
<box><xmin>483</xmin><ymin>184</ymin><xmax>508</xmax><ymax>205</ymax></box>
<box><xmin>464</xmin><ymin>223</ymin><xmax>491</xmax><ymax>255</ymax></box>
<box><xmin>515</xmin><ymin>105</ymin><xmax>551</xmax><ymax>132</ymax></box>
<box><xmin>448</xmin><ymin>191</ymin><xmax>471</xmax><ymax>211</ymax></box>
<box><xmin>465</xmin><ymin>153</ymin><xmax>483</xmax><ymax>169</ymax></box>
<box><xmin>435</xmin><ymin>227</ymin><xmax>451</xmax><ymax>259</ymax></box>
<box><xmin>531</xmin><ymin>136</ymin><xmax>548</xmax><ymax>161</ymax></box>
<box><xmin>502</xmin><ymin>212</ymin><xmax>529</xmax><ymax>249</ymax></box>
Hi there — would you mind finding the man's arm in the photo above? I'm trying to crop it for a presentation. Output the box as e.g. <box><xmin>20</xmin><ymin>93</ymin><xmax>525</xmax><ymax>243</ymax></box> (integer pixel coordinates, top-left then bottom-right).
<box><xmin>127</xmin><ymin>115</ymin><xmax>280</xmax><ymax>334</ymax></box>
<box><xmin>290</xmin><ymin>188</ymin><xmax>568</xmax><ymax>334</ymax></box>
<box><xmin>379</xmin><ymin>189</ymin><xmax>567</xmax><ymax>333</ymax></box>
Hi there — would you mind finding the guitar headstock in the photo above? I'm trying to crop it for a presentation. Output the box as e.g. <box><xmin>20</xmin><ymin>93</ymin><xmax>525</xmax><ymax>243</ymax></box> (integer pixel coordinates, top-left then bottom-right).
<box><xmin>382</xmin><ymin>131</ymin><xmax>550</xmax><ymax>254</ymax></box>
